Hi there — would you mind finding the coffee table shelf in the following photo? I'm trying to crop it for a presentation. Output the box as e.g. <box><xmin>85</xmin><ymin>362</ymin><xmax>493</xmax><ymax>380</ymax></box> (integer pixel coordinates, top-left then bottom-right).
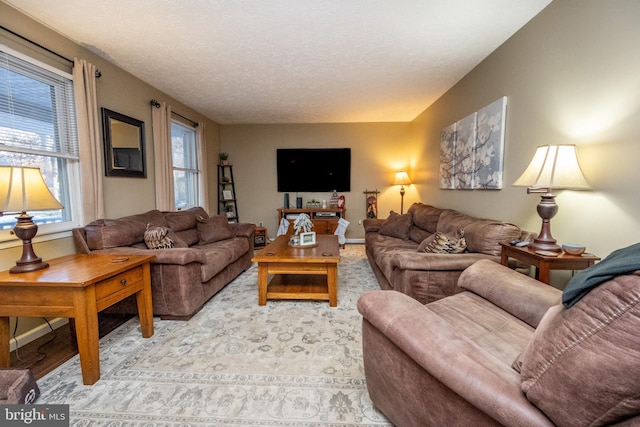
<box><xmin>267</xmin><ymin>274</ymin><xmax>330</xmax><ymax>302</ymax></box>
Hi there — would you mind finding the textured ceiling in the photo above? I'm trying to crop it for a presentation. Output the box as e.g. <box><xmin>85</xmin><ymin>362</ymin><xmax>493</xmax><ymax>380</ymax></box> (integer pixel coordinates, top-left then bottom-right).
<box><xmin>5</xmin><ymin>0</ymin><xmax>551</xmax><ymax>124</ymax></box>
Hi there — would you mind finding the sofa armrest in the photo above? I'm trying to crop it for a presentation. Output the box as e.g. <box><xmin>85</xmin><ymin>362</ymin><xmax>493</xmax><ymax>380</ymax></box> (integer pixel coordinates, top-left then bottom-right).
<box><xmin>72</xmin><ymin>228</ymin><xmax>91</xmax><ymax>254</ymax></box>
<box><xmin>458</xmin><ymin>260</ymin><xmax>561</xmax><ymax>328</ymax></box>
<box><xmin>358</xmin><ymin>290</ymin><xmax>552</xmax><ymax>427</ymax></box>
<box><xmin>229</xmin><ymin>222</ymin><xmax>256</xmax><ymax>238</ymax></box>
<box><xmin>389</xmin><ymin>251</ymin><xmax>497</xmax><ymax>271</ymax></box>
<box><xmin>363</xmin><ymin>219</ymin><xmax>386</xmax><ymax>233</ymax></box>
<box><xmin>91</xmin><ymin>246</ymin><xmax>207</xmax><ymax>265</ymax></box>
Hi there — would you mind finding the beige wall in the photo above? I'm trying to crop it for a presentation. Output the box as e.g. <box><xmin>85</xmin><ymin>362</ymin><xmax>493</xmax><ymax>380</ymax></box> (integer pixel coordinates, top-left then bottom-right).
<box><xmin>410</xmin><ymin>0</ymin><xmax>640</xmax><ymax>262</ymax></box>
<box><xmin>220</xmin><ymin>122</ymin><xmax>415</xmax><ymax>240</ymax></box>
<box><xmin>1</xmin><ymin>3</ymin><xmax>221</xmax><ymax>336</ymax></box>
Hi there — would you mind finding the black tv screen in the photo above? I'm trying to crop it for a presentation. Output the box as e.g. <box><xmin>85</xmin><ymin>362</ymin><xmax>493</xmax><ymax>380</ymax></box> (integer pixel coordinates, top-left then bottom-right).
<box><xmin>277</xmin><ymin>148</ymin><xmax>351</xmax><ymax>192</ymax></box>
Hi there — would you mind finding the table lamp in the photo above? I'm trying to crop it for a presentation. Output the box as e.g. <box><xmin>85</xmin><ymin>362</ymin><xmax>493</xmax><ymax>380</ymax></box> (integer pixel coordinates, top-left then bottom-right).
<box><xmin>0</xmin><ymin>166</ymin><xmax>64</xmax><ymax>273</ymax></box>
<box><xmin>513</xmin><ymin>145</ymin><xmax>590</xmax><ymax>252</ymax></box>
<box><xmin>393</xmin><ymin>171</ymin><xmax>411</xmax><ymax>214</ymax></box>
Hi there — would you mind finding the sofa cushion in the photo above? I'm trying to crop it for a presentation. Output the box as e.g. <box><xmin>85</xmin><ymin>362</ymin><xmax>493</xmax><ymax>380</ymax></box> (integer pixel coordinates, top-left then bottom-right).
<box><xmin>418</xmin><ymin>231</ymin><xmax>466</xmax><ymax>254</ymax></box>
<box><xmin>198</xmin><ymin>237</ymin><xmax>250</xmax><ymax>282</ymax></box>
<box><xmin>126</xmin><ymin>209</ymin><xmax>168</xmax><ymax>228</ymax></box>
<box><xmin>437</xmin><ymin>210</ymin><xmax>520</xmax><ymax>256</ymax></box>
<box><xmin>519</xmin><ymin>271</ymin><xmax>640</xmax><ymax>426</ymax></box>
<box><xmin>197</xmin><ymin>213</ymin><xmax>234</xmax><ymax>244</ymax></box>
<box><xmin>175</xmin><ymin>229</ymin><xmax>199</xmax><ymax>246</ymax></box>
<box><xmin>408</xmin><ymin>226</ymin><xmax>431</xmax><ymax>244</ymax></box>
<box><xmin>407</xmin><ymin>203</ymin><xmax>444</xmax><ymax>234</ymax></box>
<box><xmin>85</xmin><ymin>218</ymin><xmax>147</xmax><ymax>250</ymax></box>
<box><xmin>165</xmin><ymin>207</ymin><xmax>209</xmax><ymax>232</ymax></box>
<box><xmin>378</xmin><ymin>212</ymin><xmax>413</xmax><ymax>240</ymax></box>
<box><xmin>85</xmin><ymin>209</ymin><xmax>167</xmax><ymax>250</ymax></box>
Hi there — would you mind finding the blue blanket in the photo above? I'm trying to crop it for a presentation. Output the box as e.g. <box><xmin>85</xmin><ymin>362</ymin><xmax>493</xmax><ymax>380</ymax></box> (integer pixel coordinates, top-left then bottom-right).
<box><xmin>562</xmin><ymin>242</ymin><xmax>640</xmax><ymax>307</ymax></box>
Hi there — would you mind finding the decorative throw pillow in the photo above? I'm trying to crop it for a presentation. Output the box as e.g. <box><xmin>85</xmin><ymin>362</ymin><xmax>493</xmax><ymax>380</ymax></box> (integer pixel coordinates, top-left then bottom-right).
<box><xmin>144</xmin><ymin>224</ymin><xmax>175</xmax><ymax>249</ymax></box>
<box><xmin>378</xmin><ymin>211</ymin><xmax>413</xmax><ymax>240</ymax></box>
<box><xmin>197</xmin><ymin>213</ymin><xmax>234</xmax><ymax>244</ymax></box>
<box><xmin>416</xmin><ymin>234</ymin><xmax>436</xmax><ymax>252</ymax></box>
<box><xmin>419</xmin><ymin>230</ymin><xmax>466</xmax><ymax>254</ymax></box>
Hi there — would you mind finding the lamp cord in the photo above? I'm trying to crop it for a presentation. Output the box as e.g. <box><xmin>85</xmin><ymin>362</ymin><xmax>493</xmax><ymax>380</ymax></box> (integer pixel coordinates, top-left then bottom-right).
<box><xmin>11</xmin><ymin>317</ymin><xmax>57</xmax><ymax>363</ymax></box>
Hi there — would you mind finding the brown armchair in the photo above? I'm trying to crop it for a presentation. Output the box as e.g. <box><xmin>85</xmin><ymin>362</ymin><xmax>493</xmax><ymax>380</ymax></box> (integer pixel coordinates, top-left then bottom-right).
<box><xmin>358</xmin><ymin>259</ymin><xmax>640</xmax><ymax>426</ymax></box>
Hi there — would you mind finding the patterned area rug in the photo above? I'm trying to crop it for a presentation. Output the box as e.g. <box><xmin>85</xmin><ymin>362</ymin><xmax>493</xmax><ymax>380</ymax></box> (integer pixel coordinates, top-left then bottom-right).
<box><xmin>37</xmin><ymin>244</ymin><xmax>392</xmax><ymax>426</ymax></box>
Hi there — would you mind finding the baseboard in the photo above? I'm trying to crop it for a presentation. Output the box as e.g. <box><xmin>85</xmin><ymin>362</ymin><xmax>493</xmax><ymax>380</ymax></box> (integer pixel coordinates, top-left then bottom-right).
<box><xmin>10</xmin><ymin>318</ymin><xmax>68</xmax><ymax>352</ymax></box>
<box><xmin>345</xmin><ymin>238</ymin><xmax>365</xmax><ymax>244</ymax></box>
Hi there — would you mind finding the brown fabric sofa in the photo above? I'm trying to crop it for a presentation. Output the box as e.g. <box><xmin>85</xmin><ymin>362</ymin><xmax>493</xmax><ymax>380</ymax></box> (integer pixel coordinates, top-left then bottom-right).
<box><xmin>364</xmin><ymin>202</ymin><xmax>532</xmax><ymax>304</ymax></box>
<box><xmin>73</xmin><ymin>207</ymin><xmax>255</xmax><ymax>320</ymax></box>
<box><xmin>358</xmin><ymin>259</ymin><xmax>640</xmax><ymax>426</ymax></box>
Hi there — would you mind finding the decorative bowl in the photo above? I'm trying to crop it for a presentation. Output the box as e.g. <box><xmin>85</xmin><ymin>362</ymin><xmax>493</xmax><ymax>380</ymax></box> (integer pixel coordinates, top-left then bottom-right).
<box><xmin>562</xmin><ymin>244</ymin><xmax>586</xmax><ymax>256</ymax></box>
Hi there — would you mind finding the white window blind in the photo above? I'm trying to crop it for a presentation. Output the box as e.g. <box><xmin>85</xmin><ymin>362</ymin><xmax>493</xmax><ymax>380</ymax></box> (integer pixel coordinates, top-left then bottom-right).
<box><xmin>0</xmin><ymin>46</ymin><xmax>80</xmax><ymax>236</ymax></box>
<box><xmin>0</xmin><ymin>49</ymin><xmax>79</xmax><ymax>159</ymax></box>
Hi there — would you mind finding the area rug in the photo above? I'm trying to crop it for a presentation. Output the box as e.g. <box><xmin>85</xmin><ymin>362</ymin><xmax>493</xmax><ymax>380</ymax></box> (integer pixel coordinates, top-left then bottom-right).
<box><xmin>37</xmin><ymin>244</ymin><xmax>392</xmax><ymax>426</ymax></box>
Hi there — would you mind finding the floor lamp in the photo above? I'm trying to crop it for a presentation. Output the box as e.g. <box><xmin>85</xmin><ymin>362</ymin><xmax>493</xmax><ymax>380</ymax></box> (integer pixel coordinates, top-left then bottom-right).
<box><xmin>0</xmin><ymin>166</ymin><xmax>64</xmax><ymax>273</ymax></box>
<box><xmin>513</xmin><ymin>145</ymin><xmax>590</xmax><ymax>253</ymax></box>
<box><xmin>393</xmin><ymin>171</ymin><xmax>411</xmax><ymax>214</ymax></box>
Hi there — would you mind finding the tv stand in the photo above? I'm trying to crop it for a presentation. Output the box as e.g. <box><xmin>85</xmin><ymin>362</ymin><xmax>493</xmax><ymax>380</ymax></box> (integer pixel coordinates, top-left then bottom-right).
<box><xmin>277</xmin><ymin>208</ymin><xmax>346</xmax><ymax>236</ymax></box>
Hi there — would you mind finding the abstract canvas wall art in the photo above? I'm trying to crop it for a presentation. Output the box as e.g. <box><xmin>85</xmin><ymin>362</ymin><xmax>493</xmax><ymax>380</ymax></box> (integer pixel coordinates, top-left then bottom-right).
<box><xmin>439</xmin><ymin>96</ymin><xmax>507</xmax><ymax>190</ymax></box>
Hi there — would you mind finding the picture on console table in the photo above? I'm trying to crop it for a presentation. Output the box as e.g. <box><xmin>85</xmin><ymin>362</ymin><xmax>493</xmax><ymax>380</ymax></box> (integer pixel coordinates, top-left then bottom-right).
<box><xmin>299</xmin><ymin>231</ymin><xmax>317</xmax><ymax>246</ymax></box>
<box><xmin>439</xmin><ymin>96</ymin><xmax>506</xmax><ymax>190</ymax></box>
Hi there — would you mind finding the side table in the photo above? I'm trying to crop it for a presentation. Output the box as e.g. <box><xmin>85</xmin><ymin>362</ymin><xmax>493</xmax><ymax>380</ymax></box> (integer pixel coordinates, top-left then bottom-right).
<box><xmin>0</xmin><ymin>254</ymin><xmax>155</xmax><ymax>385</ymax></box>
<box><xmin>500</xmin><ymin>242</ymin><xmax>600</xmax><ymax>285</ymax></box>
<box><xmin>254</xmin><ymin>226</ymin><xmax>268</xmax><ymax>248</ymax></box>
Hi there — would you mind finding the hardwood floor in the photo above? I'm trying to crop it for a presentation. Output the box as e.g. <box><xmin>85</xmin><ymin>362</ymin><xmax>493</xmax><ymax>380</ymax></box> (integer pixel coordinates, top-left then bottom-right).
<box><xmin>9</xmin><ymin>313</ymin><xmax>133</xmax><ymax>380</ymax></box>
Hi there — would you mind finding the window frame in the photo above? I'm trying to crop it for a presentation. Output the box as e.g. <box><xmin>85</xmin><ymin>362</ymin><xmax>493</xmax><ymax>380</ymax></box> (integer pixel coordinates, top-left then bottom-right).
<box><xmin>0</xmin><ymin>45</ymin><xmax>82</xmax><ymax>247</ymax></box>
<box><xmin>170</xmin><ymin>117</ymin><xmax>202</xmax><ymax>210</ymax></box>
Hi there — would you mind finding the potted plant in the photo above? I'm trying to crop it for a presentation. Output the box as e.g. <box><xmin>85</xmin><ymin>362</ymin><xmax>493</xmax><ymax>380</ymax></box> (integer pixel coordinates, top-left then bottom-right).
<box><xmin>219</xmin><ymin>152</ymin><xmax>229</xmax><ymax>165</ymax></box>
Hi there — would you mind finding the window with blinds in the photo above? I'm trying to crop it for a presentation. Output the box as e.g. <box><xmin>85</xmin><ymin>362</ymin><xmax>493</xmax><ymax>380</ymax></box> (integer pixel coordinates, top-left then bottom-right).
<box><xmin>171</xmin><ymin>119</ymin><xmax>200</xmax><ymax>210</ymax></box>
<box><xmin>0</xmin><ymin>46</ymin><xmax>81</xmax><ymax>236</ymax></box>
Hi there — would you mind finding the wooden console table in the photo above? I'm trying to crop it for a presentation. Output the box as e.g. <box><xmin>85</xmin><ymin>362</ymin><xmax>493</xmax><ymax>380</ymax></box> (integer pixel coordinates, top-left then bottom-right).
<box><xmin>0</xmin><ymin>254</ymin><xmax>155</xmax><ymax>385</ymax></box>
<box><xmin>277</xmin><ymin>207</ymin><xmax>346</xmax><ymax>236</ymax></box>
<box><xmin>500</xmin><ymin>242</ymin><xmax>600</xmax><ymax>285</ymax></box>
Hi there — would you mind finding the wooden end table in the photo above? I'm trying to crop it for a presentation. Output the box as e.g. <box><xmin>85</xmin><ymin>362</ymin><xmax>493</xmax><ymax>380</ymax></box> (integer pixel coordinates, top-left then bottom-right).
<box><xmin>500</xmin><ymin>242</ymin><xmax>600</xmax><ymax>285</ymax></box>
<box><xmin>0</xmin><ymin>254</ymin><xmax>155</xmax><ymax>385</ymax></box>
<box><xmin>252</xmin><ymin>235</ymin><xmax>341</xmax><ymax>306</ymax></box>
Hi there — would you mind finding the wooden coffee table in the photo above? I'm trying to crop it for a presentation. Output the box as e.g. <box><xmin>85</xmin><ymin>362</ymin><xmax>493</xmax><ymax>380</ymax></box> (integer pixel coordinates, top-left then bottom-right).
<box><xmin>0</xmin><ymin>254</ymin><xmax>155</xmax><ymax>385</ymax></box>
<box><xmin>252</xmin><ymin>235</ymin><xmax>341</xmax><ymax>306</ymax></box>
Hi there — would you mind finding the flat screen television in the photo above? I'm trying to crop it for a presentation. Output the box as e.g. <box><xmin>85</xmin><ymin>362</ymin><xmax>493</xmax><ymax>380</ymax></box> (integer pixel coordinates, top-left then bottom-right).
<box><xmin>277</xmin><ymin>148</ymin><xmax>351</xmax><ymax>192</ymax></box>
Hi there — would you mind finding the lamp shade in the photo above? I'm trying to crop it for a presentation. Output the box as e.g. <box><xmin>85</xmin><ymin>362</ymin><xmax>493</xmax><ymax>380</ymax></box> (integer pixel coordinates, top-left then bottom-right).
<box><xmin>0</xmin><ymin>166</ymin><xmax>63</xmax><ymax>213</ymax></box>
<box><xmin>513</xmin><ymin>145</ymin><xmax>590</xmax><ymax>190</ymax></box>
<box><xmin>393</xmin><ymin>171</ymin><xmax>411</xmax><ymax>186</ymax></box>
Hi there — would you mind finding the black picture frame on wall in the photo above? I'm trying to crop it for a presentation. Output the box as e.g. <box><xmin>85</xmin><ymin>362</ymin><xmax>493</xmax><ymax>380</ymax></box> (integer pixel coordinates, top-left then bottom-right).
<box><xmin>102</xmin><ymin>108</ymin><xmax>146</xmax><ymax>178</ymax></box>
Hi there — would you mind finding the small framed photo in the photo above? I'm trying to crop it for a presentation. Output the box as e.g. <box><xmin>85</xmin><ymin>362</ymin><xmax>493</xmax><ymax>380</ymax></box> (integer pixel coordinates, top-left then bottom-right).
<box><xmin>223</xmin><ymin>190</ymin><xmax>233</xmax><ymax>200</ymax></box>
<box><xmin>299</xmin><ymin>231</ymin><xmax>316</xmax><ymax>246</ymax></box>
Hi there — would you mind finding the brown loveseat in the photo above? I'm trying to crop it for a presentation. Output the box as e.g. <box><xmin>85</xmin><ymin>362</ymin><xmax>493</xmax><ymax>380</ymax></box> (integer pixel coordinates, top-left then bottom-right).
<box><xmin>364</xmin><ymin>202</ymin><xmax>532</xmax><ymax>304</ymax></box>
<box><xmin>359</xmin><ymin>257</ymin><xmax>640</xmax><ymax>426</ymax></box>
<box><xmin>73</xmin><ymin>207</ymin><xmax>255</xmax><ymax>319</ymax></box>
